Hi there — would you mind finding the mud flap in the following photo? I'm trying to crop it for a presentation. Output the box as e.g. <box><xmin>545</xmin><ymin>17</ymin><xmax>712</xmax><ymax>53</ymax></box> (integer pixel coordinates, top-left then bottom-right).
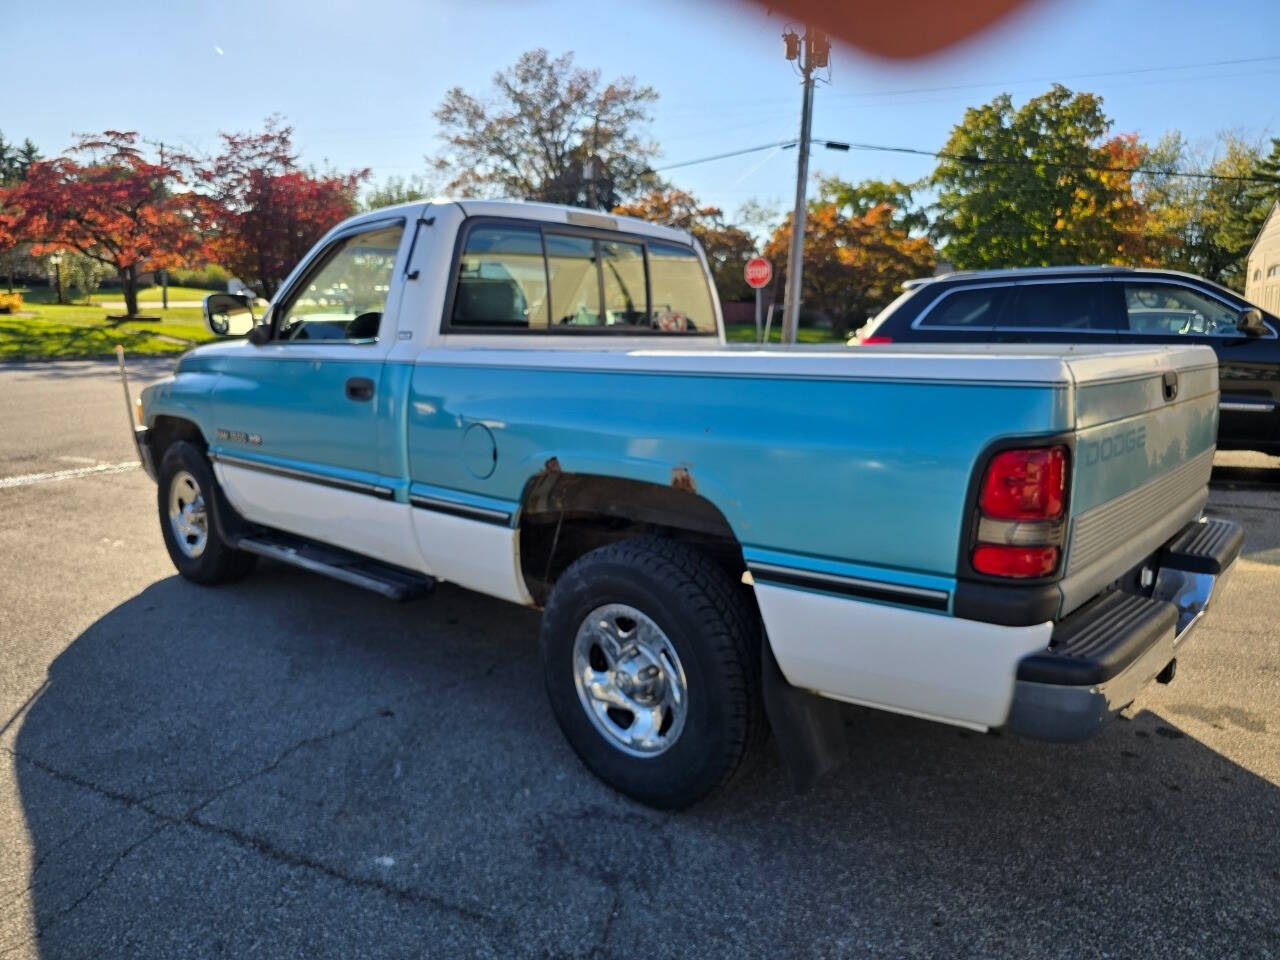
<box><xmin>761</xmin><ymin>638</ymin><xmax>849</xmax><ymax>793</ymax></box>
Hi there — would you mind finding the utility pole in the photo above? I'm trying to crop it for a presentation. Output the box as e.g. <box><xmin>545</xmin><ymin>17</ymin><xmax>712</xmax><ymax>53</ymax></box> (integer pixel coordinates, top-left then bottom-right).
<box><xmin>780</xmin><ymin>26</ymin><xmax>829</xmax><ymax>345</ymax></box>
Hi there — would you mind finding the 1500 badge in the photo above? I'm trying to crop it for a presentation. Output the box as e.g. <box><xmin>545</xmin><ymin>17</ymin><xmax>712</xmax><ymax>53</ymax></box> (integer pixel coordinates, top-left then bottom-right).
<box><xmin>215</xmin><ymin>428</ymin><xmax>262</xmax><ymax>446</ymax></box>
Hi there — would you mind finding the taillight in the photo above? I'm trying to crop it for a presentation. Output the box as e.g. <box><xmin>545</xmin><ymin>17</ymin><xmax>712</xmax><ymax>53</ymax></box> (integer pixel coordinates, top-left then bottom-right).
<box><xmin>971</xmin><ymin>445</ymin><xmax>1069</xmax><ymax>579</ymax></box>
<box><xmin>860</xmin><ymin>335</ymin><xmax>894</xmax><ymax>344</ymax></box>
<box><xmin>972</xmin><ymin>545</ymin><xmax>1059</xmax><ymax>579</ymax></box>
<box><xmin>980</xmin><ymin>447</ymin><xmax>1066</xmax><ymax>521</ymax></box>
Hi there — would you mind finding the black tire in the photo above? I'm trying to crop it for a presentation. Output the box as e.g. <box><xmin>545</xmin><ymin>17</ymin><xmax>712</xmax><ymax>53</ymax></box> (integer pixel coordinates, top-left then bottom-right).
<box><xmin>541</xmin><ymin>536</ymin><xmax>764</xmax><ymax>809</ymax></box>
<box><xmin>157</xmin><ymin>441</ymin><xmax>256</xmax><ymax>584</ymax></box>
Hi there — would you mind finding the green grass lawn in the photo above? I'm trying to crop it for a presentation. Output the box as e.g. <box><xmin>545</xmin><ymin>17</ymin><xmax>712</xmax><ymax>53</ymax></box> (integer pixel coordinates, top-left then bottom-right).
<box><xmin>0</xmin><ymin>290</ymin><xmax>216</xmax><ymax>361</ymax></box>
<box><xmin>20</xmin><ymin>284</ymin><xmax>216</xmax><ymax>307</ymax></box>
<box><xmin>723</xmin><ymin>324</ymin><xmax>845</xmax><ymax>344</ymax></box>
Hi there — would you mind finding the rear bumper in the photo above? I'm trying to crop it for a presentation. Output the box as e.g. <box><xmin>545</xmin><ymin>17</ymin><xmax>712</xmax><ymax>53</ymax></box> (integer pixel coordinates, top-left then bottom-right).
<box><xmin>1005</xmin><ymin>517</ymin><xmax>1241</xmax><ymax>742</ymax></box>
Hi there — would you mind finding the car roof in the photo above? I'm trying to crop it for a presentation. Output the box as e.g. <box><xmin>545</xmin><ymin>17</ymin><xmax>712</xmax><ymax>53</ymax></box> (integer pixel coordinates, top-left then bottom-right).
<box><xmin>900</xmin><ymin>265</ymin><xmax>1235</xmax><ymax>290</ymax></box>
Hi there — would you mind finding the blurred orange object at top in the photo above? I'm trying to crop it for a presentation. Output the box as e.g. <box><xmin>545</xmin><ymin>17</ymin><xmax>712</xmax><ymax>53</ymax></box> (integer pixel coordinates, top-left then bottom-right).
<box><xmin>756</xmin><ymin>0</ymin><xmax>1040</xmax><ymax>59</ymax></box>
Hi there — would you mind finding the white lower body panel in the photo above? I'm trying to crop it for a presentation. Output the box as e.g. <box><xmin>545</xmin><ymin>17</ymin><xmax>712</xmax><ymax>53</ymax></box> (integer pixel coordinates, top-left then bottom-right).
<box><xmin>410</xmin><ymin>510</ymin><xmax>533</xmax><ymax>606</ymax></box>
<box><xmin>755</xmin><ymin>583</ymin><xmax>1052</xmax><ymax>730</ymax></box>
<box><xmin>215</xmin><ymin>464</ymin><xmax>426</xmax><ymax>573</ymax></box>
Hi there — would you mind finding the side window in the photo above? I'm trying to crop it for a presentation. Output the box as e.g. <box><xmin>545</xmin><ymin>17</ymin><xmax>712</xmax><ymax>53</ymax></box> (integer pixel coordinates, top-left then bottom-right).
<box><xmin>647</xmin><ymin>242</ymin><xmax>715</xmax><ymax>333</ymax></box>
<box><xmin>1005</xmin><ymin>282</ymin><xmax>1119</xmax><ymax>331</ymax></box>
<box><xmin>276</xmin><ymin>224</ymin><xmax>403</xmax><ymax>342</ymax></box>
<box><xmin>452</xmin><ymin>225</ymin><xmax>548</xmax><ymax>329</ymax></box>
<box><xmin>1123</xmin><ymin>284</ymin><xmax>1240</xmax><ymax>337</ymax></box>
<box><xmin>920</xmin><ymin>287</ymin><xmax>1009</xmax><ymax>327</ymax></box>
<box><xmin>547</xmin><ymin>234</ymin><xmax>602</xmax><ymax>327</ymax></box>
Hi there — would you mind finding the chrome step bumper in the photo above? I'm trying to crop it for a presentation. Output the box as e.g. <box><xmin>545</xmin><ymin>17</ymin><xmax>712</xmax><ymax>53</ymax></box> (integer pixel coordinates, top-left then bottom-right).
<box><xmin>1005</xmin><ymin>517</ymin><xmax>1241</xmax><ymax>743</ymax></box>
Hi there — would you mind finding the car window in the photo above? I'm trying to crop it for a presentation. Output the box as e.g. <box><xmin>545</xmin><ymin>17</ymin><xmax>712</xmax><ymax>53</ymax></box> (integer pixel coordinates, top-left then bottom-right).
<box><xmin>451</xmin><ymin>225</ymin><xmax>548</xmax><ymax>329</ymax></box>
<box><xmin>919</xmin><ymin>287</ymin><xmax>1009</xmax><ymax>327</ymax></box>
<box><xmin>276</xmin><ymin>224</ymin><xmax>403</xmax><ymax>342</ymax></box>
<box><xmin>1004</xmin><ymin>282</ymin><xmax>1119</xmax><ymax>331</ymax></box>
<box><xmin>647</xmin><ymin>242</ymin><xmax>715</xmax><ymax>333</ymax></box>
<box><xmin>1123</xmin><ymin>284</ymin><xmax>1241</xmax><ymax>337</ymax></box>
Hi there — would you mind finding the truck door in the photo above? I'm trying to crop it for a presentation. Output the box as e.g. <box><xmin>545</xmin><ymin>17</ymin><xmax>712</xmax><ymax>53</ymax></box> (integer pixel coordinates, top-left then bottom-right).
<box><xmin>210</xmin><ymin>218</ymin><xmax>423</xmax><ymax>571</ymax></box>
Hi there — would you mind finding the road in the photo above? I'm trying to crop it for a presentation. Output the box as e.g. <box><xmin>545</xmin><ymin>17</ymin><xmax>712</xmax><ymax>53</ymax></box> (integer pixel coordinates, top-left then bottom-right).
<box><xmin>1</xmin><ymin>359</ymin><xmax>1278</xmax><ymax>959</ymax></box>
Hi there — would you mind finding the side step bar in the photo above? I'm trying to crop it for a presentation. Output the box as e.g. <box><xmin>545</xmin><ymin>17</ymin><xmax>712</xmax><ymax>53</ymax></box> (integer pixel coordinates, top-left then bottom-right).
<box><xmin>235</xmin><ymin>530</ymin><xmax>435</xmax><ymax>601</ymax></box>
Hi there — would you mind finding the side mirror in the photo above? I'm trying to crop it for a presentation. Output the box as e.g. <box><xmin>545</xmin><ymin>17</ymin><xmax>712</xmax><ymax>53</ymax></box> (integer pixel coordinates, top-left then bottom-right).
<box><xmin>203</xmin><ymin>293</ymin><xmax>256</xmax><ymax>337</ymax></box>
<box><xmin>1237</xmin><ymin>307</ymin><xmax>1267</xmax><ymax>338</ymax></box>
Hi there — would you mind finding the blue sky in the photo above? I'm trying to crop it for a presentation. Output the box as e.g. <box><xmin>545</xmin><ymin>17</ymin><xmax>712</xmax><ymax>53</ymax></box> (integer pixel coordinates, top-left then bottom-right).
<box><xmin>7</xmin><ymin>0</ymin><xmax>1279</xmax><ymax>220</ymax></box>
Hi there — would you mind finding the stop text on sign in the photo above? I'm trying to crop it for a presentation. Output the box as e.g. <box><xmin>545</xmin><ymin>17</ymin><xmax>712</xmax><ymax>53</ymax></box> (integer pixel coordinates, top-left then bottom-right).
<box><xmin>744</xmin><ymin>257</ymin><xmax>772</xmax><ymax>289</ymax></box>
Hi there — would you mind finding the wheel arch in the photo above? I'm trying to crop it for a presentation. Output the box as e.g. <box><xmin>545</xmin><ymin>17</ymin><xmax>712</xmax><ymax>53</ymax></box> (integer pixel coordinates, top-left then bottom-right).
<box><xmin>149</xmin><ymin>415</ymin><xmax>209</xmax><ymax>465</ymax></box>
<box><xmin>515</xmin><ymin>469</ymin><xmax>748</xmax><ymax>607</ymax></box>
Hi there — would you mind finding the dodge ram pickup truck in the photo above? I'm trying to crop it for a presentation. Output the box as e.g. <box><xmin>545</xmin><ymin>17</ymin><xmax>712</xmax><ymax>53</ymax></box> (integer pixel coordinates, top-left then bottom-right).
<box><xmin>126</xmin><ymin>199</ymin><xmax>1242</xmax><ymax>808</ymax></box>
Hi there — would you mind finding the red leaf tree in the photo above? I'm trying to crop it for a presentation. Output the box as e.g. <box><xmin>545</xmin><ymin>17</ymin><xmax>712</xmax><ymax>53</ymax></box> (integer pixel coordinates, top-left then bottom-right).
<box><xmin>193</xmin><ymin>118</ymin><xmax>367</xmax><ymax>298</ymax></box>
<box><xmin>6</xmin><ymin>131</ymin><xmax>202</xmax><ymax>317</ymax></box>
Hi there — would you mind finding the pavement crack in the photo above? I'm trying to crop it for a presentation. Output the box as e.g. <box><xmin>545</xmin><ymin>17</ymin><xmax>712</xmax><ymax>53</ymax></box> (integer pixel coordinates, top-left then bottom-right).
<box><xmin>3</xmin><ymin>726</ymin><xmax>509</xmax><ymax>936</ymax></box>
<box><xmin>183</xmin><ymin>709</ymin><xmax>393</xmax><ymax>819</ymax></box>
<box><xmin>0</xmin><ymin>822</ymin><xmax>171</xmax><ymax>958</ymax></box>
<box><xmin>591</xmin><ymin>888</ymin><xmax>623</xmax><ymax>960</ymax></box>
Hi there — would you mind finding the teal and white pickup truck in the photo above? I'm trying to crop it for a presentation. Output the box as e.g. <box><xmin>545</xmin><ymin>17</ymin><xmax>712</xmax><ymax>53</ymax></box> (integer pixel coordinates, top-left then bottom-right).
<box><xmin>127</xmin><ymin>199</ymin><xmax>1242</xmax><ymax>808</ymax></box>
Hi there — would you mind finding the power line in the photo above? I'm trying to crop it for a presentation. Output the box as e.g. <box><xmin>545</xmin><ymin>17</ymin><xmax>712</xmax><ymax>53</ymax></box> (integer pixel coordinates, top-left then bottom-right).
<box><xmin>653</xmin><ymin>139</ymin><xmax>797</xmax><ymax>172</ymax></box>
<box><xmin>819</xmin><ymin>139</ymin><xmax>1277</xmax><ymax>184</ymax></box>
<box><xmin>653</xmin><ymin>137</ymin><xmax>1279</xmax><ymax>185</ymax></box>
<box><xmin>818</xmin><ymin>54</ymin><xmax>1280</xmax><ymax>103</ymax></box>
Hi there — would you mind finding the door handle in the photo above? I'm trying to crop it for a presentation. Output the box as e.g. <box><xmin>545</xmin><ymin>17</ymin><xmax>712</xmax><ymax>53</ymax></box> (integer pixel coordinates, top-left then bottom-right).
<box><xmin>345</xmin><ymin>377</ymin><xmax>375</xmax><ymax>402</ymax></box>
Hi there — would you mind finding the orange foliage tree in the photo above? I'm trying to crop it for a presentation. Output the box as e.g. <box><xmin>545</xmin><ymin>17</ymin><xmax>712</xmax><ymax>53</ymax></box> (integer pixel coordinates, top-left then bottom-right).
<box><xmin>5</xmin><ymin>131</ymin><xmax>202</xmax><ymax>317</ymax></box>
<box><xmin>765</xmin><ymin>201</ymin><xmax>936</xmax><ymax>337</ymax></box>
<box><xmin>613</xmin><ymin>188</ymin><xmax>758</xmax><ymax>301</ymax></box>
<box><xmin>191</xmin><ymin>119</ymin><xmax>367</xmax><ymax>298</ymax></box>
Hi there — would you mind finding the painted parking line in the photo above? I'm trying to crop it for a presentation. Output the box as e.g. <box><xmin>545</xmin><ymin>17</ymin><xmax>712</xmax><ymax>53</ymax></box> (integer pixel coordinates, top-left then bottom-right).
<box><xmin>0</xmin><ymin>461</ymin><xmax>140</xmax><ymax>490</ymax></box>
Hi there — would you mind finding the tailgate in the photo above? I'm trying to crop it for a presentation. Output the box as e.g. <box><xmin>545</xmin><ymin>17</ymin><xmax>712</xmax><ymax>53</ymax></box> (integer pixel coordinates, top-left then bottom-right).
<box><xmin>1058</xmin><ymin>345</ymin><xmax>1219</xmax><ymax>617</ymax></box>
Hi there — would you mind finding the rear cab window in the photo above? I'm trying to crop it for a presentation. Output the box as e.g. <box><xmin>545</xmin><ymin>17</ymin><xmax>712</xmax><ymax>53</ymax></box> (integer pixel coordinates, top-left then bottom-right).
<box><xmin>447</xmin><ymin>219</ymin><xmax>716</xmax><ymax>336</ymax></box>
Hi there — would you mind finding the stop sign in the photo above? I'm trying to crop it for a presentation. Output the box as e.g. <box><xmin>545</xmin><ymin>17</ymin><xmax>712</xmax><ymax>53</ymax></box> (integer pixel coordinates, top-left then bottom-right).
<box><xmin>744</xmin><ymin>257</ymin><xmax>772</xmax><ymax>289</ymax></box>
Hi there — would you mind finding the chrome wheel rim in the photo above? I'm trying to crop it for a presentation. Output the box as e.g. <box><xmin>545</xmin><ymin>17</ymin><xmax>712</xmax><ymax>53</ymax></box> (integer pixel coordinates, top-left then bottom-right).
<box><xmin>572</xmin><ymin>603</ymin><xmax>688</xmax><ymax>757</ymax></box>
<box><xmin>167</xmin><ymin>469</ymin><xmax>208</xmax><ymax>559</ymax></box>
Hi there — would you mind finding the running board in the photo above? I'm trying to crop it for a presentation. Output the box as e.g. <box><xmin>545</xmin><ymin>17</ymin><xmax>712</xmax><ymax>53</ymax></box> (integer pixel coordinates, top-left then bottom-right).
<box><xmin>234</xmin><ymin>531</ymin><xmax>435</xmax><ymax>601</ymax></box>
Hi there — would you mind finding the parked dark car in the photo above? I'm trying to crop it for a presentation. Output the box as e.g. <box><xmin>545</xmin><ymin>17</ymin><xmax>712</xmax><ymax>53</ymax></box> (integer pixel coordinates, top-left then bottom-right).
<box><xmin>856</xmin><ymin>266</ymin><xmax>1280</xmax><ymax>455</ymax></box>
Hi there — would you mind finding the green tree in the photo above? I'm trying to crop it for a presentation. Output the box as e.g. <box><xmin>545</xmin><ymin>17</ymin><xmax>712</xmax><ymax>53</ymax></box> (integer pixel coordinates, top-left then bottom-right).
<box><xmin>363</xmin><ymin>174</ymin><xmax>435</xmax><ymax>212</ymax></box>
<box><xmin>815</xmin><ymin>176</ymin><xmax>930</xmax><ymax>233</ymax></box>
<box><xmin>930</xmin><ymin>85</ymin><xmax>1145</xmax><ymax>269</ymax></box>
<box><xmin>1140</xmin><ymin>132</ymin><xmax>1264</xmax><ymax>290</ymax></box>
<box><xmin>1220</xmin><ymin>136</ymin><xmax>1280</xmax><ymax>284</ymax></box>
<box><xmin>432</xmin><ymin>49</ymin><xmax>659</xmax><ymax>210</ymax></box>
<box><xmin>0</xmin><ymin>132</ymin><xmax>41</xmax><ymax>186</ymax></box>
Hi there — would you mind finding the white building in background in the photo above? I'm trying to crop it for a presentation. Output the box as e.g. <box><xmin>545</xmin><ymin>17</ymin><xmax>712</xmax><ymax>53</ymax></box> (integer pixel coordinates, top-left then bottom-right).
<box><xmin>1246</xmin><ymin>202</ymin><xmax>1280</xmax><ymax>314</ymax></box>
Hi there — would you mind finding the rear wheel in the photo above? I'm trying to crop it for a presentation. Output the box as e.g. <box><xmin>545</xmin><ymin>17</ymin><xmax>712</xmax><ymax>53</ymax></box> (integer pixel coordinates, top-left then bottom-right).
<box><xmin>157</xmin><ymin>441</ymin><xmax>256</xmax><ymax>584</ymax></box>
<box><xmin>541</xmin><ymin>536</ymin><xmax>763</xmax><ymax>809</ymax></box>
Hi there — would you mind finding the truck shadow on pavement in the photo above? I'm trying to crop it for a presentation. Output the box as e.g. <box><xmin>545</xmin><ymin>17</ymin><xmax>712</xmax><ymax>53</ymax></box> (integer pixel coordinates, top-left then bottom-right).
<box><xmin>7</xmin><ymin>567</ymin><xmax>1280</xmax><ymax>959</ymax></box>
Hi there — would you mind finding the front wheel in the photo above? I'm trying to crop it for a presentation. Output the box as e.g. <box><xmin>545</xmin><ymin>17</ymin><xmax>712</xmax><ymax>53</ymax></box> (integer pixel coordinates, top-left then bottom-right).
<box><xmin>157</xmin><ymin>441</ymin><xmax>256</xmax><ymax>584</ymax></box>
<box><xmin>540</xmin><ymin>537</ymin><xmax>764</xmax><ymax>809</ymax></box>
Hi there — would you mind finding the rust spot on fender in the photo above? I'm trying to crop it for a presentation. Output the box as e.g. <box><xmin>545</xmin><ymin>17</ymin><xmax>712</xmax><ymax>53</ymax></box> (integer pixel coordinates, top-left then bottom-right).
<box><xmin>670</xmin><ymin>465</ymin><xmax>696</xmax><ymax>494</ymax></box>
<box><xmin>542</xmin><ymin>456</ymin><xmax>562</xmax><ymax>475</ymax></box>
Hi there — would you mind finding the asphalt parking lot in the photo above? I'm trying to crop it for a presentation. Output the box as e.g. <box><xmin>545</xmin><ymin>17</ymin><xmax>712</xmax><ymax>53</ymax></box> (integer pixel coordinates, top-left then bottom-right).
<box><xmin>2</xmin><ymin>360</ymin><xmax>1279</xmax><ymax>959</ymax></box>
